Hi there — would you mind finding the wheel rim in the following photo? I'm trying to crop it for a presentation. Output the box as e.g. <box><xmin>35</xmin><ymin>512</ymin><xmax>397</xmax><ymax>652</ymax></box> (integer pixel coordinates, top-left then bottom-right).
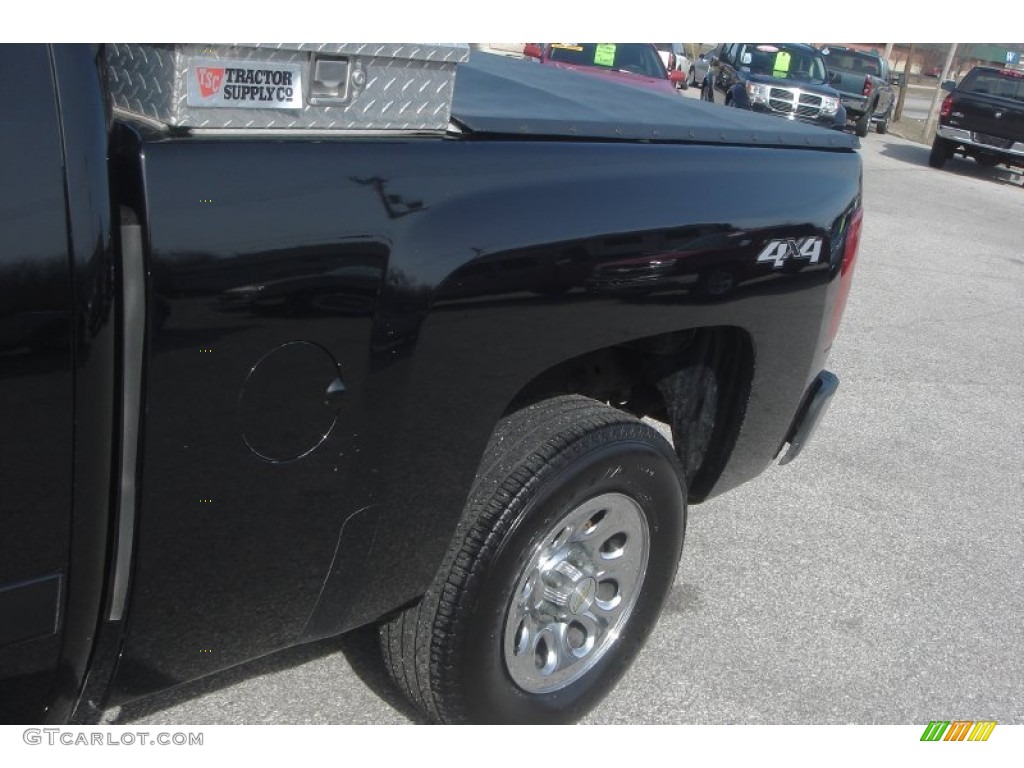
<box><xmin>706</xmin><ymin>270</ymin><xmax>735</xmax><ymax>295</ymax></box>
<box><xmin>503</xmin><ymin>492</ymin><xmax>650</xmax><ymax>693</ymax></box>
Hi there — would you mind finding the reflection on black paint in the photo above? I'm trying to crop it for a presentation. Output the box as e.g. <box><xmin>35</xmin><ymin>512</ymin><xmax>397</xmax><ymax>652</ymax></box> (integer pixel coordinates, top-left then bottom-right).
<box><xmin>214</xmin><ymin>244</ymin><xmax>387</xmax><ymax>318</ymax></box>
<box><xmin>351</xmin><ymin>176</ymin><xmax>426</xmax><ymax>219</ymax></box>
<box><xmin>433</xmin><ymin>221</ymin><xmax>832</xmax><ymax>308</ymax></box>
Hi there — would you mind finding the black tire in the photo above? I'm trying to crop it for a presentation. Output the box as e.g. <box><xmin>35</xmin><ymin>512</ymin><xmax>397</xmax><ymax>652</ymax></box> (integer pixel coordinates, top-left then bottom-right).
<box><xmin>699</xmin><ymin>266</ymin><xmax>738</xmax><ymax>298</ymax></box>
<box><xmin>380</xmin><ymin>395</ymin><xmax>687</xmax><ymax>724</ymax></box>
<box><xmin>929</xmin><ymin>136</ymin><xmax>953</xmax><ymax>169</ymax></box>
<box><xmin>875</xmin><ymin>105</ymin><xmax>891</xmax><ymax>135</ymax></box>
<box><xmin>854</xmin><ymin>109</ymin><xmax>871</xmax><ymax>138</ymax></box>
<box><xmin>688</xmin><ymin>67</ymin><xmax>697</xmax><ymax>87</ymax></box>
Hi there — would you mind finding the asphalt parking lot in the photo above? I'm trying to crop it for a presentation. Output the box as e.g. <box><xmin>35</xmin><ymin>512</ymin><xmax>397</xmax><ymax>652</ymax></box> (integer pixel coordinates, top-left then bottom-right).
<box><xmin>113</xmin><ymin>89</ymin><xmax>1023</xmax><ymax>727</ymax></box>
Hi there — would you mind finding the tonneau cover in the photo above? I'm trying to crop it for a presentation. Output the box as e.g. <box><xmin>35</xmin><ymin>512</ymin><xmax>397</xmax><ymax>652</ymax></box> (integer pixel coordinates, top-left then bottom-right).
<box><xmin>451</xmin><ymin>52</ymin><xmax>860</xmax><ymax>150</ymax></box>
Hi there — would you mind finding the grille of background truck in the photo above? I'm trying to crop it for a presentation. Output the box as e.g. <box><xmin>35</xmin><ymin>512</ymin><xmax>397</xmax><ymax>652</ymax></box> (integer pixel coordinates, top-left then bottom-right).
<box><xmin>768</xmin><ymin>87</ymin><xmax>824</xmax><ymax>118</ymax></box>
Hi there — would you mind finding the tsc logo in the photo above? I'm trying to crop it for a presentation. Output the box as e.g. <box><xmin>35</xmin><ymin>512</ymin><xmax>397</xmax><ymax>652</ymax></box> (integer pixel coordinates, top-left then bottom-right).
<box><xmin>756</xmin><ymin>236</ymin><xmax>823</xmax><ymax>269</ymax></box>
<box><xmin>196</xmin><ymin>67</ymin><xmax>225</xmax><ymax>98</ymax></box>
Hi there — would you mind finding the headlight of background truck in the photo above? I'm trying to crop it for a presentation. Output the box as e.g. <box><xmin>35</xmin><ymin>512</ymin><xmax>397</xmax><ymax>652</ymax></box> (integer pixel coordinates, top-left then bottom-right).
<box><xmin>745</xmin><ymin>82</ymin><xmax>771</xmax><ymax>105</ymax></box>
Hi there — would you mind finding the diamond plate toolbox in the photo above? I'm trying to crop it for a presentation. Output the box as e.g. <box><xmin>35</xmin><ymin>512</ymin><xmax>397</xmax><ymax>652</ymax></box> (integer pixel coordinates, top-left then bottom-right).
<box><xmin>105</xmin><ymin>43</ymin><xmax>471</xmax><ymax>131</ymax></box>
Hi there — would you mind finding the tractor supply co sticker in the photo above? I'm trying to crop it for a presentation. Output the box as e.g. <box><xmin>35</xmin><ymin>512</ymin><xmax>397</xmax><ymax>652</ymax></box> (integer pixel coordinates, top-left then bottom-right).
<box><xmin>551</xmin><ymin>43</ymin><xmax>584</xmax><ymax>51</ymax></box>
<box><xmin>757</xmin><ymin>236</ymin><xmax>823</xmax><ymax>268</ymax></box>
<box><xmin>187</xmin><ymin>59</ymin><xmax>303</xmax><ymax>109</ymax></box>
<box><xmin>594</xmin><ymin>44</ymin><xmax>617</xmax><ymax>67</ymax></box>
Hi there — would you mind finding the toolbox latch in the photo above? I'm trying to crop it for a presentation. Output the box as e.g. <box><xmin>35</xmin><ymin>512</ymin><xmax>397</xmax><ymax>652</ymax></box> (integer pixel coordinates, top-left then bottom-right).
<box><xmin>309</xmin><ymin>55</ymin><xmax>365</xmax><ymax>106</ymax></box>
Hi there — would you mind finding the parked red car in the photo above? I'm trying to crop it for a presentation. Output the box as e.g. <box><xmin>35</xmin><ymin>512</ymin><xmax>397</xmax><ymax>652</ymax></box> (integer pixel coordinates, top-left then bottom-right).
<box><xmin>523</xmin><ymin>43</ymin><xmax>683</xmax><ymax>94</ymax></box>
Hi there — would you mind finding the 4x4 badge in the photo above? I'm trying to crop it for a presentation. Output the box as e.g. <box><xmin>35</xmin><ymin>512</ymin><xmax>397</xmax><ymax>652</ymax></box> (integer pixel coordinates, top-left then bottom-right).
<box><xmin>756</xmin><ymin>236</ymin><xmax>823</xmax><ymax>269</ymax></box>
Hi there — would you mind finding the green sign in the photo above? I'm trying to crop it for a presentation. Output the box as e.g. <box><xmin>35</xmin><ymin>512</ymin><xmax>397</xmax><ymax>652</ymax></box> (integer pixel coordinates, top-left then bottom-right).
<box><xmin>594</xmin><ymin>44</ymin><xmax>616</xmax><ymax>67</ymax></box>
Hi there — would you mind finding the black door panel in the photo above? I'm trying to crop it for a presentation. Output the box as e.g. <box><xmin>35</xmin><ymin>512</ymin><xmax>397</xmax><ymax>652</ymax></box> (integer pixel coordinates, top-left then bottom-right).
<box><xmin>0</xmin><ymin>44</ymin><xmax>74</xmax><ymax>724</ymax></box>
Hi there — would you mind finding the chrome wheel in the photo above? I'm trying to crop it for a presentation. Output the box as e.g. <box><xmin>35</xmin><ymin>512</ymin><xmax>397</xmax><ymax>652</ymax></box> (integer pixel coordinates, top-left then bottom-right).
<box><xmin>503</xmin><ymin>492</ymin><xmax>650</xmax><ymax>693</ymax></box>
<box><xmin>704</xmin><ymin>268</ymin><xmax>736</xmax><ymax>296</ymax></box>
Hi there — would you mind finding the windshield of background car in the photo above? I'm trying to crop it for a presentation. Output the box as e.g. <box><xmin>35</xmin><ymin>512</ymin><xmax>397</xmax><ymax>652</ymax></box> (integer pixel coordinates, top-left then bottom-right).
<box><xmin>821</xmin><ymin>49</ymin><xmax>881</xmax><ymax>77</ymax></box>
<box><xmin>737</xmin><ymin>44</ymin><xmax>827</xmax><ymax>83</ymax></box>
<box><xmin>960</xmin><ymin>68</ymin><xmax>1024</xmax><ymax>101</ymax></box>
<box><xmin>548</xmin><ymin>44</ymin><xmax>667</xmax><ymax>79</ymax></box>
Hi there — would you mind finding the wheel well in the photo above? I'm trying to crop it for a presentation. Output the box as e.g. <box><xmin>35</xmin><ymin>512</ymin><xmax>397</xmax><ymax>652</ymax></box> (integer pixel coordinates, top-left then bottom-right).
<box><xmin>503</xmin><ymin>326</ymin><xmax>754</xmax><ymax>502</ymax></box>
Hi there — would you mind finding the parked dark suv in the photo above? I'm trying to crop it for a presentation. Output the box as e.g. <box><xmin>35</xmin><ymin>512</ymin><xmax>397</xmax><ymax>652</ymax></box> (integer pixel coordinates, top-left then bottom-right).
<box><xmin>703</xmin><ymin>43</ymin><xmax>846</xmax><ymax>130</ymax></box>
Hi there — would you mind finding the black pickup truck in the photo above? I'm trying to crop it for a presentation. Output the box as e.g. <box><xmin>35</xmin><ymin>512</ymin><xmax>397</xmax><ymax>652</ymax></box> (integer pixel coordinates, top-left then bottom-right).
<box><xmin>929</xmin><ymin>66</ymin><xmax>1024</xmax><ymax>170</ymax></box>
<box><xmin>819</xmin><ymin>46</ymin><xmax>897</xmax><ymax>137</ymax></box>
<box><xmin>702</xmin><ymin>43</ymin><xmax>847</xmax><ymax>130</ymax></box>
<box><xmin>1</xmin><ymin>44</ymin><xmax>862</xmax><ymax>725</ymax></box>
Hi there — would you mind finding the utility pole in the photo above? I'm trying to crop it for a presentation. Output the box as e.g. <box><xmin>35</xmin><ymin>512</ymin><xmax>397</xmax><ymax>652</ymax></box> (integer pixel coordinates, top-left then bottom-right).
<box><xmin>924</xmin><ymin>44</ymin><xmax>959</xmax><ymax>142</ymax></box>
<box><xmin>894</xmin><ymin>43</ymin><xmax>916</xmax><ymax>122</ymax></box>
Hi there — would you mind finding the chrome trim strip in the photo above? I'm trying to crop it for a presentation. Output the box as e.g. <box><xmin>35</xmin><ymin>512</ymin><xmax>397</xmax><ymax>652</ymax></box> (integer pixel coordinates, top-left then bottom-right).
<box><xmin>110</xmin><ymin>223</ymin><xmax>145</xmax><ymax>621</ymax></box>
<box><xmin>937</xmin><ymin>126</ymin><xmax>972</xmax><ymax>142</ymax></box>
<box><xmin>937</xmin><ymin>125</ymin><xmax>1024</xmax><ymax>157</ymax></box>
<box><xmin>187</xmin><ymin>127</ymin><xmax>445</xmax><ymax>137</ymax></box>
<box><xmin>111</xmin><ymin>108</ymin><xmax>455</xmax><ymax>137</ymax></box>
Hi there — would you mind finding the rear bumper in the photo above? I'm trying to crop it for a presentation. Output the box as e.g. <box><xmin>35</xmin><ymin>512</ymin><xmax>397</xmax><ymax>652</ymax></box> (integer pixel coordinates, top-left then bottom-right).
<box><xmin>779</xmin><ymin>371</ymin><xmax>839</xmax><ymax>465</ymax></box>
<box><xmin>839</xmin><ymin>94</ymin><xmax>870</xmax><ymax>116</ymax></box>
<box><xmin>937</xmin><ymin>125</ymin><xmax>1024</xmax><ymax>160</ymax></box>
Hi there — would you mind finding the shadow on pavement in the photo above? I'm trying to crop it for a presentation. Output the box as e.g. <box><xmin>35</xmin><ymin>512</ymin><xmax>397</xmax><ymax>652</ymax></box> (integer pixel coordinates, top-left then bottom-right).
<box><xmin>113</xmin><ymin>624</ymin><xmax>424</xmax><ymax>724</ymax></box>
<box><xmin>879</xmin><ymin>140</ymin><xmax>931</xmax><ymax>166</ymax></box>
<box><xmin>880</xmin><ymin>140</ymin><xmax>1024</xmax><ymax>188</ymax></box>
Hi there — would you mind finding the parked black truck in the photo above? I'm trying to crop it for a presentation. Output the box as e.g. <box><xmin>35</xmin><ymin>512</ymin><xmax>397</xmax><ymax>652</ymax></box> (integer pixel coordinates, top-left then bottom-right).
<box><xmin>1</xmin><ymin>44</ymin><xmax>863</xmax><ymax>725</ymax></box>
<box><xmin>819</xmin><ymin>45</ymin><xmax>897</xmax><ymax>136</ymax></box>
<box><xmin>929</xmin><ymin>66</ymin><xmax>1024</xmax><ymax>170</ymax></box>
<box><xmin>702</xmin><ymin>42</ymin><xmax>847</xmax><ymax>130</ymax></box>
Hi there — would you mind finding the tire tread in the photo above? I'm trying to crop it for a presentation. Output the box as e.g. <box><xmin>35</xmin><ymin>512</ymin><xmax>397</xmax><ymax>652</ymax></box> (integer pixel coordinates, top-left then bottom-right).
<box><xmin>378</xmin><ymin>396</ymin><xmax>682</xmax><ymax>723</ymax></box>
